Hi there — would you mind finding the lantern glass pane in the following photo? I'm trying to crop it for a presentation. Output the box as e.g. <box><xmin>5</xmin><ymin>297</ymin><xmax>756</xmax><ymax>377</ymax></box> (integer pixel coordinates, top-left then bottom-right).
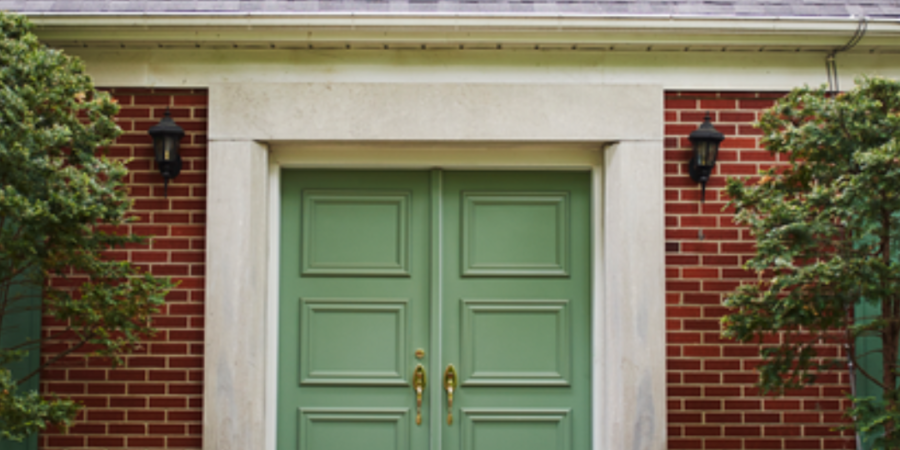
<box><xmin>696</xmin><ymin>141</ymin><xmax>719</xmax><ymax>167</ymax></box>
<box><xmin>163</xmin><ymin>136</ymin><xmax>178</xmax><ymax>161</ymax></box>
<box><xmin>706</xmin><ymin>142</ymin><xmax>719</xmax><ymax>166</ymax></box>
<box><xmin>153</xmin><ymin>138</ymin><xmax>165</xmax><ymax>161</ymax></box>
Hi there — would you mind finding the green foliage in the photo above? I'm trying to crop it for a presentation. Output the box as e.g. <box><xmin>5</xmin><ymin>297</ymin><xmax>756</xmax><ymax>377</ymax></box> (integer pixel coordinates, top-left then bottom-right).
<box><xmin>0</xmin><ymin>11</ymin><xmax>172</xmax><ymax>438</ymax></box>
<box><xmin>722</xmin><ymin>76</ymin><xmax>900</xmax><ymax>444</ymax></box>
<box><xmin>848</xmin><ymin>396</ymin><xmax>900</xmax><ymax>449</ymax></box>
<box><xmin>0</xmin><ymin>369</ymin><xmax>77</xmax><ymax>442</ymax></box>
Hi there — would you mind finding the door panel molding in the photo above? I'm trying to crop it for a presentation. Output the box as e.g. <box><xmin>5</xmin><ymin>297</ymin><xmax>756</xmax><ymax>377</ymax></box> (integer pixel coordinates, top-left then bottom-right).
<box><xmin>301</xmin><ymin>190</ymin><xmax>411</xmax><ymax>277</ymax></box>
<box><xmin>460</xmin><ymin>408</ymin><xmax>572</xmax><ymax>450</ymax></box>
<box><xmin>298</xmin><ymin>408</ymin><xmax>411</xmax><ymax>450</ymax></box>
<box><xmin>459</xmin><ymin>299</ymin><xmax>571</xmax><ymax>386</ymax></box>
<box><xmin>461</xmin><ymin>192</ymin><xmax>569</xmax><ymax>277</ymax></box>
<box><xmin>299</xmin><ymin>297</ymin><xmax>410</xmax><ymax>386</ymax></box>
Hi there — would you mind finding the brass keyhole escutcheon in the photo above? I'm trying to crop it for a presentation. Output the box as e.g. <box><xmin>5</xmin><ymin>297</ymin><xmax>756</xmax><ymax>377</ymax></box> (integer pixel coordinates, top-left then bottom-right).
<box><xmin>443</xmin><ymin>364</ymin><xmax>458</xmax><ymax>425</ymax></box>
<box><xmin>415</xmin><ymin>348</ymin><xmax>425</xmax><ymax>359</ymax></box>
<box><xmin>413</xmin><ymin>364</ymin><xmax>426</xmax><ymax>425</ymax></box>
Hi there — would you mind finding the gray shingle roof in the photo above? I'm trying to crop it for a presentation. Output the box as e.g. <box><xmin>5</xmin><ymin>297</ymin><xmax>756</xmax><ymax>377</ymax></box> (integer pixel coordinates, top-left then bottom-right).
<box><xmin>1</xmin><ymin>0</ymin><xmax>898</xmax><ymax>18</ymax></box>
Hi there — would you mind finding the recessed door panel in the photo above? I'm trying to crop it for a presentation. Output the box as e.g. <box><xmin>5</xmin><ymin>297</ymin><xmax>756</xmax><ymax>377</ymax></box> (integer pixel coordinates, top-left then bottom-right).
<box><xmin>460</xmin><ymin>409</ymin><xmax>572</xmax><ymax>450</ymax></box>
<box><xmin>299</xmin><ymin>408</ymin><xmax>410</xmax><ymax>450</ymax></box>
<box><xmin>300</xmin><ymin>298</ymin><xmax>410</xmax><ymax>385</ymax></box>
<box><xmin>302</xmin><ymin>190</ymin><xmax>410</xmax><ymax>276</ymax></box>
<box><xmin>461</xmin><ymin>192</ymin><xmax>569</xmax><ymax>277</ymax></box>
<box><xmin>460</xmin><ymin>299</ymin><xmax>571</xmax><ymax>386</ymax></box>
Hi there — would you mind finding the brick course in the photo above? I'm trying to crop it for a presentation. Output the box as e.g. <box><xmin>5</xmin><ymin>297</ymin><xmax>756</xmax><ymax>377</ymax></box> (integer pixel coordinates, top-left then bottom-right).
<box><xmin>665</xmin><ymin>91</ymin><xmax>855</xmax><ymax>450</ymax></box>
<box><xmin>40</xmin><ymin>89</ymin><xmax>207</xmax><ymax>450</ymax></box>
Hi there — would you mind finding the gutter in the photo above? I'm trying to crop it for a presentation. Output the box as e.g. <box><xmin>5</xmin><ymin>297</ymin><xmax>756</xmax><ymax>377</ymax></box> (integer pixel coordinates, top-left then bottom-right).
<box><xmin>21</xmin><ymin>13</ymin><xmax>900</xmax><ymax>49</ymax></box>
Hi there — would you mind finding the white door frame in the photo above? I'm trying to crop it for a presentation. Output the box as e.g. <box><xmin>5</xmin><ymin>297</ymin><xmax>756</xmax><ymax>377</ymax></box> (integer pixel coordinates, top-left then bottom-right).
<box><xmin>204</xmin><ymin>83</ymin><xmax>667</xmax><ymax>450</ymax></box>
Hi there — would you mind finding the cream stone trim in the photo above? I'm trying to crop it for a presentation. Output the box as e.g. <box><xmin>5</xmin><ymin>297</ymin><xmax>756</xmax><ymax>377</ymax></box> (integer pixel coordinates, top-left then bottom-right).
<box><xmin>209</xmin><ymin>83</ymin><xmax>661</xmax><ymax>143</ymax></box>
<box><xmin>204</xmin><ymin>82</ymin><xmax>666</xmax><ymax>450</ymax></box>
<box><xmin>58</xmin><ymin>48</ymin><xmax>900</xmax><ymax>93</ymax></box>
<box><xmin>601</xmin><ymin>140</ymin><xmax>667</xmax><ymax>449</ymax></box>
<box><xmin>265</xmin><ymin>160</ymin><xmax>281</xmax><ymax>450</ymax></box>
<box><xmin>271</xmin><ymin>143</ymin><xmax>601</xmax><ymax>168</ymax></box>
<box><xmin>269</xmin><ymin>142</ymin><xmax>605</xmax><ymax>168</ymax></box>
<box><xmin>205</xmin><ymin>140</ymin><xmax>270</xmax><ymax>450</ymax></box>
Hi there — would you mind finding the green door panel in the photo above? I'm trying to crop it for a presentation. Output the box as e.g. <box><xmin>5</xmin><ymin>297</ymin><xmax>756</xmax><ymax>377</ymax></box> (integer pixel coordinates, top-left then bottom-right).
<box><xmin>299</xmin><ymin>298</ymin><xmax>410</xmax><ymax>385</ymax></box>
<box><xmin>299</xmin><ymin>409</ymin><xmax>410</xmax><ymax>450</ymax></box>
<box><xmin>461</xmin><ymin>409</ymin><xmax>572</xmax><ymax>450</ymax></box>
<box><xmin>459</xmin><ymin>299</ymin><xmax>571</xmax><ymax>386</ymax></box>
<box><xmin>461</xmin><ymin>192</ymin><xmax>570</xmax><ymax>277</ymax></box>
<box><xmin>279</xmin><ymin>170</ymin><xmax>591</xmax><ymax>450</ymax></box>
<box><xmin>301</xmin><ymin>191</ymin><xmax>411</xmax><ymax>276</ymax></box>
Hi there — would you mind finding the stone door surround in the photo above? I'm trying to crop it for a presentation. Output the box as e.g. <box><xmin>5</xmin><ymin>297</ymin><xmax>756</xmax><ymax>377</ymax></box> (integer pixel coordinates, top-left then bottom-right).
<box><xmin>203</xmin><ymin>82</ymin><xmax>666</xmax><ymax>450</ymax></box>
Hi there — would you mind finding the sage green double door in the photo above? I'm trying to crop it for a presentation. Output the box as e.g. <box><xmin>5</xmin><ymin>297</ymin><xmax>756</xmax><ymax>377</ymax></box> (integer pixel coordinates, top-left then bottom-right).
<box><xmin>279</xmin><ymin>170</ymin><xmax>591</xmax><ymax>450</ymax></box>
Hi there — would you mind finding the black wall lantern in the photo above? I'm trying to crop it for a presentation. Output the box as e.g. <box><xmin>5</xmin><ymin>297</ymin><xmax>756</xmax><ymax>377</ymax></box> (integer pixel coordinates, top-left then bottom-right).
<box><xmin>148</xmin><ymin>109</ymin><xmax>185</xmax><ymax>197</ymax></box>
<box><xmin>688</xmin><ymin>112</ymin><xmax>725</xmax><ymax>203</ymax></box>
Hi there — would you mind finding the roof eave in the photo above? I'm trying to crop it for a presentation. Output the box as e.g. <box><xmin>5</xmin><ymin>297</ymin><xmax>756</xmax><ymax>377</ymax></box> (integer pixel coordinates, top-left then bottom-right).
<box><xmin>24</xmin><ymin>13</ymin><xmax>900</xmax><ymax>51</ymax></box>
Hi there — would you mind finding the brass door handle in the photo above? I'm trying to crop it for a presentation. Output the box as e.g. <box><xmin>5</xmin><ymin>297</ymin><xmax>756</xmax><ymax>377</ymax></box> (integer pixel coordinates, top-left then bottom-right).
<box><xmin>413</xmin><ymin>364</ymin><xmax>426</xmax><ymax>425</ymax></box>
<box><xmin>443</xmin><ymin>364</ymin><xmax>458</xmax><ymax>425</ymax></box>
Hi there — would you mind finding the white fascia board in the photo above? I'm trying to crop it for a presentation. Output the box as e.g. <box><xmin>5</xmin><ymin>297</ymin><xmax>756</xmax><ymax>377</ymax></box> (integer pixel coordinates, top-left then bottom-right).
<box><xmin>27</xmin><ymin>14</ymin><xmax>900</xmax><ymax>50</ymax></box>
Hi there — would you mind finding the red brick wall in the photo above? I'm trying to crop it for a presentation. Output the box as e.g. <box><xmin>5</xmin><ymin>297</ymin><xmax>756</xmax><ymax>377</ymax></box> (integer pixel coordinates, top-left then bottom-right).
<box><xmin>34</xmin><ymin>87</ymin><xmax>856</xmax><ymax>449</ymax></box>
<box><xmin>40</xmin><ymin>89</ymin><xmax>207</xmax><ymax>449</ymax></box>
<box><xmin>664</xmin><ymin>92</ymin><xmax>855</xmax><ymax>450</ymax></box>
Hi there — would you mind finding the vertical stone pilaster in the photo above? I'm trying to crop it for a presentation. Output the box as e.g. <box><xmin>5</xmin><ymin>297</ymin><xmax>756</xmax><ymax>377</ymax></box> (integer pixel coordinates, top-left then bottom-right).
<box><xmin>601</xmin><ymin>140</ymin><xmax>667</xmax><ymax>450</ymax></box>
<box><xmin>204</xmin><ymin>140</ymin><xmax>269</xmax><ymax>450</ymax></box>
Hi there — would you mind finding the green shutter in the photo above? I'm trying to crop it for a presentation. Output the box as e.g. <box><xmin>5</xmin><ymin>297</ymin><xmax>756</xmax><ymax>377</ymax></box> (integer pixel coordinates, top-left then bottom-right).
<box><xmin>0</xmin><ymin>274</ymin><xmax>42</xmax><ymax>450</ymax></box>
<box><xmin>855</xmin><ymin>300</ymin><xmax>895</xmax><ymax>450</ymax></box>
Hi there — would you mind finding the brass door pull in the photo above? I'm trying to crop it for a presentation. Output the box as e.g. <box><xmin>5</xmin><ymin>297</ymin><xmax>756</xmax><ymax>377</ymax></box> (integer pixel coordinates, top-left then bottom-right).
<box><xmin>443</xmin><ymin>364</ymin><xmax>458</xmax><ymax>425</ymax></box>
<box><xmin>413</xmin><ymin>364</ymin><xmax>426</xmax><ymax>425</ymax></box>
